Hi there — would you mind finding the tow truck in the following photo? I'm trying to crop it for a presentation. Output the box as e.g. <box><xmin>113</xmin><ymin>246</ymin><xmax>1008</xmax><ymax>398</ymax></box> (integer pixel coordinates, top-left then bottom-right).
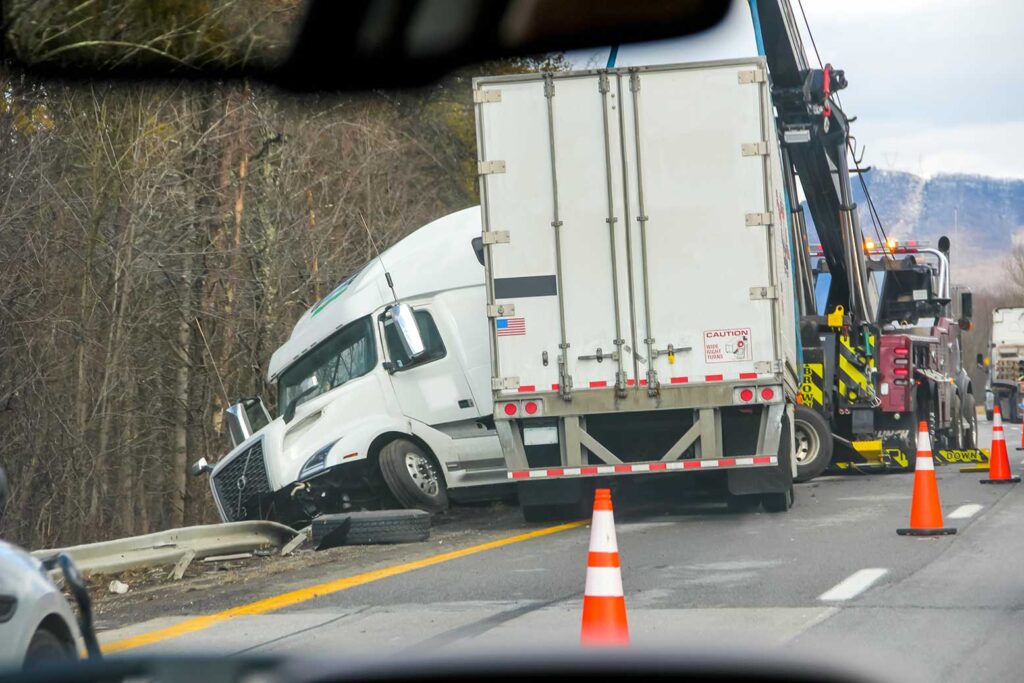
<box><xmin>754</xmin><ymin>0</ymin><xmax>979</xmax><ymax>474</ymax></box>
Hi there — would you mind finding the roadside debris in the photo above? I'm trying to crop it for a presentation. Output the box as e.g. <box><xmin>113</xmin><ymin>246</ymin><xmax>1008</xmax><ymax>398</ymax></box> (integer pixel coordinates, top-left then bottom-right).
<box><xmin>313</xmin><ymin>510</ymin><xmax>430</xmax><ymax>550</ymax></box>
<box><xmin>281</xmin><ymin>526</ymin><xmax>311</xmax><ymax>556</ymax></box>
<box><xmin>202</xmin><ymin>552</ymin><xmax>253</xmax><ymax>563</ymax></box>
<box><xmin>108</xmin><ymin>580</ymin><xmax>129</xmax><ymax>594</ymax></box>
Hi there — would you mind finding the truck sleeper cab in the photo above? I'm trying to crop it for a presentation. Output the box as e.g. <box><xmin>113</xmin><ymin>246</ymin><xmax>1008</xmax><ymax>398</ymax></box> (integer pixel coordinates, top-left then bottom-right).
<box><xmin>474</xmin><ymin>60</ymin><xmax>800</xmax><ymax>520</ymax></box>
<box><xmin>199</xmin><ymin>208</ymin><xmax>508</xmax><ymax>526</ymax></box>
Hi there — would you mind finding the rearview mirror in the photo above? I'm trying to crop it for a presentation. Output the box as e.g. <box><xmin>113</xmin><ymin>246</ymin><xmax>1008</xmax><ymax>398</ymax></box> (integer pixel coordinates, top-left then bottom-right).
<box><xmin>977</xmin><ymin>353</ymin><xmax>986</xmax><ymax>369</ymax></box>
<box><xmin>960</xmin><ymin>291</ymin><xmax>973</xmax><ymax>320</ymax></box>
<box><xmin>225</xmin><ymin>397</ymin><xmax>272</xmax><ymax>448</ymax></box>
<box><xmin>387</xmin><ymin>303</ymin><xmax>427</xmax><ymax>361</ymax></box>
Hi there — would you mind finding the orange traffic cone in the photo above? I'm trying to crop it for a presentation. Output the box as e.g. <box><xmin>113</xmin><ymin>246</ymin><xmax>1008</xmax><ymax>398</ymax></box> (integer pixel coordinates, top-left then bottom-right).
<box><xmin>897</xmin><ymin>421</ymin><xmax>956</xmax><ymax>536</ymax></box>
<box><xmin>982</xmin><ymin>405</ymin><xmax>1020</xmax><ymax>484</ymax></box>
<box><xmin>581</xmin><ymin>488</ymin><xmax>629</xmax><ymax>646</ymax></box>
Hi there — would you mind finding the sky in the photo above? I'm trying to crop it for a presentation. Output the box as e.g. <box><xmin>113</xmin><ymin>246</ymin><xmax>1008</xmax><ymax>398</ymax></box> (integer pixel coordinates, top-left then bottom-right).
<box><xmin>570</xmin><ymin>0</ymin><xmax>1024</xmax><ymax>180</ymax></box>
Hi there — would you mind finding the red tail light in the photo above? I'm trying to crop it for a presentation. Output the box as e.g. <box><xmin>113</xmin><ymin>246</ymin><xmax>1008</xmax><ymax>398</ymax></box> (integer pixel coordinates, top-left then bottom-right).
<box><xmin>894</xmin><ymin>347</ymin><xmax>909</xmax><ymax>357</ymax></box>
<box><xmin>893</xmin><ymin>368</ymin><xmax>909</xmax><ymax>378</ymax></box>
<box><xmin>524</xmin><ymin>401</ymin><xmax>538</xmax><ymax>415</ymax></box>
<box><xmin>739</xmin><ymin>389</ymin><xmax>754</xmax><ymax>402</ymax></box>
<box><xmin>503</xmin><ymin>403</ymin><xmax>517</xmax><ymax>416</ymax></box>
<box><xmin>760</xmin><ymin>388</ymin><xmax>775</xmax><ymax>401</ymax></box>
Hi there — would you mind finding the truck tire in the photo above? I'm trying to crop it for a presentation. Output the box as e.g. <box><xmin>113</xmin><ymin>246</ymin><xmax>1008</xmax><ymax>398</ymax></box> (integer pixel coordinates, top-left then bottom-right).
<box><xmin>963</xmin><ymin>394</ymin><xmax>978</xmax><ymax>450</ymax></box>
<box><xmin>23</xmin><ymin>627</ymin><xmax>73</xmax><ymax>665</ymax></box>
<box><xmin>312</xmin><ymin>510</ymin><xmax>430</xmax><ymax>548</ymax></box>
<box><xmin>761</xmin><ymin>486</ymin><xmax>794</xmax><ymax>513</ymax></box>
<box><xmin>949</xmin><ymin>394</ymin><xmax>963</xmax><ymax>450</ymax></box>
<box><xmin>793</xmin><ymin>405</ymin><xmax>833</xmax><ymax>483</ymax></box>
<box><xmin>378</xmin><ymin>439</ymin><xmax>448</xmax><ymax>512</ymax></box>
<box><xmin>726</xmin><ymin>493</ymin><xmax>762</xmax><ymax>513</ymax></box>
<box><xmin>521</xmin><ymin>502</ymin><xmax>588</xmax><ymax>523</ymax></box>
<box><xmin>762</xmin><ymin>410</ymin><xmax>795</xmax><ymax>512</ymax></box>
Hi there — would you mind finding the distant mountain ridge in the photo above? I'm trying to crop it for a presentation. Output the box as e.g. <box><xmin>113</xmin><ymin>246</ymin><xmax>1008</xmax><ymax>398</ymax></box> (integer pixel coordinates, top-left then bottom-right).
<box><xmin>802</xmin><ymin>169</ymin><xmax>1023</xmax><ymax>288</ymax></box>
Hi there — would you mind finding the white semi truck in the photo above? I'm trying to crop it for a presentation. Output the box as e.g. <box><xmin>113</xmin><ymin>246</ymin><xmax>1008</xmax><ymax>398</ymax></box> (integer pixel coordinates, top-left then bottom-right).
<box><xmin>474</xmin><ymin>59</ymin><xmax>800</xmax><ymax>520</ymax></box>
<box><xmin>983</xmin><ymin>307</ymin><xmax>1024</xmax><ymax>422</ymax></box>
<box><xmin>192</xmin><ymin>208</ymin><xmax>509</xmax><ymax>526</ymax></box>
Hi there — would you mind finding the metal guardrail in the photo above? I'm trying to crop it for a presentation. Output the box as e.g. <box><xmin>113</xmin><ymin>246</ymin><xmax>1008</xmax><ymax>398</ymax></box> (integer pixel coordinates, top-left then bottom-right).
<box><xmin>32</xmin><ymin>521</ymin><xmax>299</xmax><ymax>576</ymax></box>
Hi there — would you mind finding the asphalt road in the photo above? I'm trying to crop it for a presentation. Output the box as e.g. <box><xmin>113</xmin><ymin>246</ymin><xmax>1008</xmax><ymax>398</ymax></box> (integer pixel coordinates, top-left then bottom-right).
<box><xmin>97</xmin><ymin>418</ymin><xmax>1024</xmax><ymax>682</ymax></box>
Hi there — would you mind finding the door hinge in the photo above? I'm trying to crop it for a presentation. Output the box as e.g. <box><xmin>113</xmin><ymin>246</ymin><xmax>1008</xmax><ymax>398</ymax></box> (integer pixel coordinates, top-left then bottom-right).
<box><xmin>738</xmin><ymin>68</ymin><xmax>767</xmax><ymax>84</ymax></box>
<box><xmin>741</xmin><ymin>141</ymin><xmax>770</xmax><ymax>157</ymax></box>
<box><xmin>477</xmin><ymin>160</ymin><xmax>506</xmax><ymax>175</ymax></box>
<box><xmin>492</xmin><ymin>377</ymin><xmax>520</xmax><ymax>391</ymax></box>
<box><xmin>481</xmin><ymin>230</ymin><xmax>510</xmax><ymax>245</ymax></box>
<box><xmin>750</xmin><ymin>286</ymin><xmax>778</xmax><ymax>300</ymax></box>
<box><xmin>487</xmin><ymin>303</ymin><xmax>516</xmax><ymax>317</ymax></box>
<box><xmin>745</xmin><ymin>212</ymin><xmax>773</xmax><ymax>227</ymax></box>
<box><xmin>473</xmin><ymin>89</ymin><xmax>501</xmax><ymax>104</ymax></box>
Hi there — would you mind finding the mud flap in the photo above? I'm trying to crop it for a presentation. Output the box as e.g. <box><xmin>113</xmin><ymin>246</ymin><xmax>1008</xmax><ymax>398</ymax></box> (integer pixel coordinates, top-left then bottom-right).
<box><xmin>728</xmin><ymin>411</ymin><xmax>793</xmax><ymax>495</ymax></box>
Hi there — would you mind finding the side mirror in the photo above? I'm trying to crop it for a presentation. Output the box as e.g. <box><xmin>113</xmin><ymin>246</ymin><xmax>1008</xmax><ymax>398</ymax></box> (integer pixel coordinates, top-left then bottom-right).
<box><xmin>976</xmin><ymin>353</ymin><xmax>986</xmax><ymax>369</ymax></box>
<box><xmin>0</xmin><ymin>466</ymin><xmax>9</xmax><ymax>511</ymax></box>
<box><xmin>225</xmin><ymin>396</ymin><xmax>271</xmax><ymax>447</ymax></box>
<box><xmin>387</xmin><ymin>303</ymin><xmax>426</xmax><ymax>361</ymax></box>
<box><xmin>190</xmin><ymin>457</ymin><xmax>212</xmax><ymax>477</ymax></box>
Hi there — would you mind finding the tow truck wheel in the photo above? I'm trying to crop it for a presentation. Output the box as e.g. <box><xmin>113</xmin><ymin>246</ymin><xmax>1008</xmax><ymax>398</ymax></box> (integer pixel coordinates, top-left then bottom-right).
<box><xmin>793</xmin><ymin>405</ymin><xmax>833</xmax><ymax>482</ymax></box>
<box><xmin>949</xmin><ymin>394</ymin><xmax>963</xmax><ymax>450</ymax></box>
<box><xmin>378</xmin><ymin>439</ymin><xmax>449</xmax><ymax>512</ymax></box>
<box><xmin>963</xmin><ymin>394</ymin><xmax>979</xmax><ymax>450</ymax></box>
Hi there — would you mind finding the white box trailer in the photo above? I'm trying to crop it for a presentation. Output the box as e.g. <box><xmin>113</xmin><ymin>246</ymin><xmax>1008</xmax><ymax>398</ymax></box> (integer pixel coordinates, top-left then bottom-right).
<box><xmin>474</xmin><ymin>59</ymin><xmax>800</xmax><ymax>519</ymax></box>
<box><xmin>985</xmin><ymin>307</ymin><xmax>1024</xmax><ymax>421</ymax></box>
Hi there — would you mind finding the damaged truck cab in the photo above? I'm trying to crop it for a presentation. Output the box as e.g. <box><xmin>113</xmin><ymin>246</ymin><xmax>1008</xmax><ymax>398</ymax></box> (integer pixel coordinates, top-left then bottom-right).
<box><xmin>194</xmin><ymin>208</ymin><xmax>508</xmax><ymax>527</ymax></box>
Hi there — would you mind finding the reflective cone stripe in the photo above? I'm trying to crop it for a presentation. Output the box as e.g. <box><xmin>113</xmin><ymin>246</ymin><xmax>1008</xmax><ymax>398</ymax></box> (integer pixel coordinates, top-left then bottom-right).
<box><xmin>581</xmin><ymin>489</ymin><xmax>629</xmax><ymax>645</ymax></box>
<box><xmin>983</xmin><ymin>405</ymin><xmax>1020</xmax><ymax>484</ymax></box>
<box><xmin>898</xmin><ymin>421</ymin><xmax>956</xmax><ymax>536</ymax></box>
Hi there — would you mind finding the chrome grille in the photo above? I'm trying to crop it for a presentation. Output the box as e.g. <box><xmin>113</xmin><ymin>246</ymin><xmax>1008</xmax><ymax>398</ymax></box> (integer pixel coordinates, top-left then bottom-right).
<box><xmin>212</xmin><ymin>439</ymin><xmax>272</xmax><ymax>522</ymax></box>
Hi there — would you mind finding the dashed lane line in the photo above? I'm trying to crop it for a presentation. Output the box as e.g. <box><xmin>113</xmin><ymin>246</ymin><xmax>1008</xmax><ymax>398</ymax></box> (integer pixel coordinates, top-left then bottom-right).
<box><xmin>818</xmin><ymin>568</ymin><xmax>888</xmax><ymax>602</ymax></box>
<box><xmin>948</xmin><ymin>504</ymin><xmax>983</xmax><ymax>519</ymax></box>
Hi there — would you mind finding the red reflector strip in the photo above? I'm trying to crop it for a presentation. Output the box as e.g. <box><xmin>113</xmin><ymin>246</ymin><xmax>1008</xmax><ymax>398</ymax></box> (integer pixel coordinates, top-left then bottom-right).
<box><xmin>589</xmin><ymin>380</ymin><xmax>608</xmax><ymax>388</ymax></box>
<box><xmin>705</xmin><ymin>374</ymin><xmax>724</xmax><ymax>382</ymax></box>
<box><xmin>518</xmin><ymin>385</ymin><xmax>535</xmax><ymax>392</ymax></box>
<box><xmin>626</xmin><ymin>379</ymin><xmax>635</xmax><ymax>386</ymax></box>
<box><xmin>739</xmin><ymin>372</ymin><xmax>758</xmax><ymax>380</ymax></box>
<box><xmin>670</xmin><ymin>376</ymin><xmax>689</xmax><ymax>384</ymax></box>
<box><xmin>640</xmin><ymin>379</ymin><xmax>648</xmax><ymax>386</ymax></box>
<box><xmin>506</xmin><ymin>456</ymin><xmax>777</xmax><ymax>480</ymax></box>
<box><xmin>551</xmin><ymin>384</ymin><xmax>560</xmax><ymax>391</ymax></box>
<box><xmin>588</xmin><ymin>551</ymin><xmax>620</xmax><ymax>568</ymax></box>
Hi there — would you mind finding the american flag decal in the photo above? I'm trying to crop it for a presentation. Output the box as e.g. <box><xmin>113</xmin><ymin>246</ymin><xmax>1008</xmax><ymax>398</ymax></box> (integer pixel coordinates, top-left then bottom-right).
<box><xmin>496</xmin><ymin>317</ymin><xmax>526</xmax><ymax>336</ymax></box>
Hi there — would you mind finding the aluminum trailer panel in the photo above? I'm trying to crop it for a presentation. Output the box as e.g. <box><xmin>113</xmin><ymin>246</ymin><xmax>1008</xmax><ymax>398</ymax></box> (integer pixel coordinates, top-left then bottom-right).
<box><xmin>476</xmin><ymin>59</ymin><xmax>798</xmax><ymax>406</ymax></box>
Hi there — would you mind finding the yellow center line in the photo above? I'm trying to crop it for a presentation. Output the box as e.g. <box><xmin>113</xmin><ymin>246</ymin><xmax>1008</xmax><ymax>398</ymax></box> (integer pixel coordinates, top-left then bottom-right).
<box><xmin>101</xmin><ymin>520</ymin><xmax>587</xmax><ymax>654</ymax></box>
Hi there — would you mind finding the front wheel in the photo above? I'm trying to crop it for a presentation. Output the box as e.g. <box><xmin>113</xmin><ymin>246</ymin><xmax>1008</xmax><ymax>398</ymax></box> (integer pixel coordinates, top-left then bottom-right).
<box><xmin>793</xmin><ymin>405</ymin><xmax>834</xmax><ymax>482</ymax></box>
<box><xmin>378</xmin><ymin>439</ymin><xmax>449</xmax><ymax>512</ymax></box>
<box><xmin>23</xmin><ymin>628</ymin><xmax>74</xmax><ymax>666</ymax></box>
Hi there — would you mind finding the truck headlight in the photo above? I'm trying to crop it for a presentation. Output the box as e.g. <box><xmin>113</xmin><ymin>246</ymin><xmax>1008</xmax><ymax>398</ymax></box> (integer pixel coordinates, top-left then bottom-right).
<box><xmin>299</xmin><ymin>440</ymin><xmax>338</xmax><ymax>480</ymax></box>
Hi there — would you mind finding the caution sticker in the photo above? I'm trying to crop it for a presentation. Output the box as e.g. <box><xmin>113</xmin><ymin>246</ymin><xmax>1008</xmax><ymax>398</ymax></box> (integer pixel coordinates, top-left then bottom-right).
<box><xmin>704</xmin><ymin>328</ymin><xmax>751</xmax><ymax>364</ymax></box>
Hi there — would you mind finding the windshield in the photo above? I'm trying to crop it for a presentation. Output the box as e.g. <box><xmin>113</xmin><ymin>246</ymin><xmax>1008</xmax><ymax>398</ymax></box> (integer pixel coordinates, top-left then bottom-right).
<box><xmin>277</xmin><ymin>317</ymin><xmax>376</xmax><ymax>417</ymax></box>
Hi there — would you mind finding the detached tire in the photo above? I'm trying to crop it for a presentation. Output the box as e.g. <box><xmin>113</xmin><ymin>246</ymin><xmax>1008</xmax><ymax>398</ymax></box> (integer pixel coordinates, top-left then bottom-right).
<box><xmin>313</xmin><ymin>510</ymin><xmax>430</xmax><ymax>548</ymax></box>
<box><xmin>793</xmin><ymin>405</ymin><xmax>833</xmax><ymax>483</ymax></box>
<box><xmin>378</xmin><ymin>439</ymin><xmax>448</xmax><ymax>512</ymax></box>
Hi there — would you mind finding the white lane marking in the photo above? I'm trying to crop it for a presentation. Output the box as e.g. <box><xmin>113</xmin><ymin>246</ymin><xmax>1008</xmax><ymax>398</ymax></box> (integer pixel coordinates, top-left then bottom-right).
<box><xmin>818</xmin><ymin>568</ymin><xmax>888</xmax><ymax>602</ymax></box>
<box><xmin>948</xmin><ymin>504</ymin><xmax>983</xmax><ymax>519</ymax></box>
